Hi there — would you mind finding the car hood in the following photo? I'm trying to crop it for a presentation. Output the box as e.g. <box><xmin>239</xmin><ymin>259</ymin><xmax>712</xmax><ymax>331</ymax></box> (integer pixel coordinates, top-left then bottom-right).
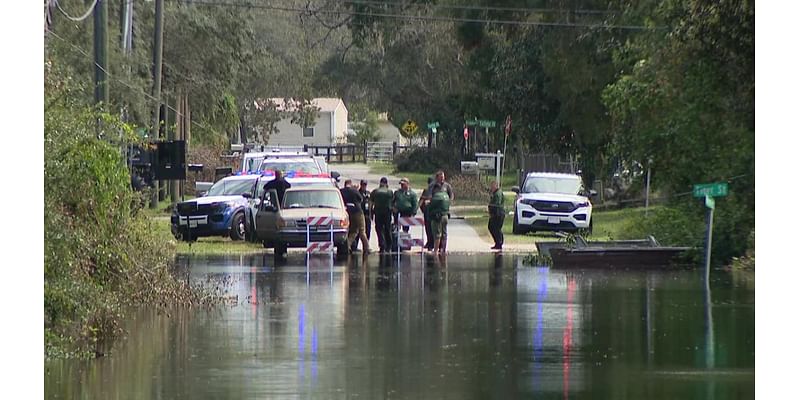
<box><xmin>517</xmin><ymin>192</ymin><xmax>589</xmax><ymax>204</ymax></box>
<box><xmin>279</xmin><ymin>208</ymin><xmax>347</xmax><ymax>220</ymax></box>
<box><xmin>184</xmin><ymin>195</ymin><xmax>243</xmax><ymax>205</ymax></box>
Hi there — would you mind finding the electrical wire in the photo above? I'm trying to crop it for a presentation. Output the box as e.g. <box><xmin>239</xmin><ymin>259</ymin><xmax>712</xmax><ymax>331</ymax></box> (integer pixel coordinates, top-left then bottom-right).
<box><xmin>46</xmin><ymin>29</ymin><xmax>214</xmax><ymax>134</ymax></box>
<box><xmin>339</xmin><ymin>0</ymin><xmax>618</xmax><ymax>15</ymax></box>
<box><xmin>55</xmin><ymin>0</ymin><xmax>99</xmax><ymax>22</ymax></box>
<box><xmin>173</xmin><ymin>0</ymin><xmax>663</xmax><ymax>30</ymax></box>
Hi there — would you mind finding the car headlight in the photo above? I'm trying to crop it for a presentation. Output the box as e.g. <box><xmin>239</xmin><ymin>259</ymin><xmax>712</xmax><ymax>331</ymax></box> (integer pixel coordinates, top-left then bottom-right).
<box><xmin>576</xmin><ymin>201</ymin><xmax>590</xmax><ymax>208</ymax></box>
<box><xmin>520</xmin><ymin>199</ymin><xmax>536</xmax><ymax>206</ymax></box>
<box><xmin>339</xmin><ymin>217</ymin><xmax>349</xmax><ymax>228</ymax></box>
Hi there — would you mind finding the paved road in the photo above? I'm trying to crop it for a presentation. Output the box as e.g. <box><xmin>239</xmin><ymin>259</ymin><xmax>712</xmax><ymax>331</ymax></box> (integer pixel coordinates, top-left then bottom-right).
<box><xmin>331</xmin><ymin>163</ymin><xmax>516</xmax><ymax>253</ymax></box>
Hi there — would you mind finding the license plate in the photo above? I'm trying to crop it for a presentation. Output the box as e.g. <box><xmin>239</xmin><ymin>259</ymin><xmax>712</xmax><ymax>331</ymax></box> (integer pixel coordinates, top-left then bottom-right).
<box><xmin>187</xmin><ymin>216</ymin><xmax>207</xmax><ymax>228</ymax></box>
<box><xmin>547</xmin><ymin>217</ymin><xmax>560</xmax><ymax>224</ymax></box>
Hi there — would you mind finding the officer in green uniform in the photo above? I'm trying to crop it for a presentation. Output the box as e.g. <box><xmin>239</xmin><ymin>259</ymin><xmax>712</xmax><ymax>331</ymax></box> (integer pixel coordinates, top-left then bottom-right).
<box><xmin>370</xmin><ymin>177</ymin><xmax>394</xmax><ymax>253</ymax></box>
<box><xmin>392</xmin><ymin>178</ymin><xmax>418</xmax><ymax>233</ymax></box>
<box><xmin>428</xmin><ymin>183</ymin><xmax>451</xmax><ymax>254</ymax></box>
<box><xmin>488</xmin><ymin>180</ymin><xmax>505</xmax><ymax>250</ymax></box>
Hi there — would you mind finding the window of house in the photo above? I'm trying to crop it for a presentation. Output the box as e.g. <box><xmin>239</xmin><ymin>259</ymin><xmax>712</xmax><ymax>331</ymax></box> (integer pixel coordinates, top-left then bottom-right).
<box><xmin>303</xmin><ymin>127</ymin><xmax>314</xmax><ymax>137</ymax></box>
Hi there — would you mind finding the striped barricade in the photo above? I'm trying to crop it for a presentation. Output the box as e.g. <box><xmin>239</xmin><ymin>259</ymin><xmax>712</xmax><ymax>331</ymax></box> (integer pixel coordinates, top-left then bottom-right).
<box><xmin>306</xmin><ymin>215</ymin><xmax>335</xmax><ymax>254</ymax></box>
<box><xmin>396</xmin><ymin>215</ymin><xmax>426</xmax><ymax>251</ymax></box>
<box><xmin>398</xmin><ymin>216</ymin><xmax>425</xmax><ymax>227</ymax></box>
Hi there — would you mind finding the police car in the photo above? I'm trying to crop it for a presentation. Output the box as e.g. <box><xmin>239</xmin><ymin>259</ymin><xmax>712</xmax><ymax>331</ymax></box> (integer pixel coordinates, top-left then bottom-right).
<box><xmin>171</xmin><ymin>174</ymin><xmax>261</xmax><ymax>241</ymax></box>
<box><xmin>173</xmin><ymin>168</ymin><xmax>338</xmax><ymax>242</ymax></box>
<box><xmin>511</xmin><ymin>172</ymin><xmax>597</xmax><ymax>234</ymax></box>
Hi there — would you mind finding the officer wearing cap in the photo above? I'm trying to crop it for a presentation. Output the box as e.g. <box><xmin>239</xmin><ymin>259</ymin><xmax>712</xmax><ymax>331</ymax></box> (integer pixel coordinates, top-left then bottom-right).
<box><xmin>370</xmin><ymin>177</ymin><xmax>394</xmax><ymax>252</ymax></box>
<box><xmin>352</xmin><ymin>179</ymin><xmax>372</xmax><ymax>252</ymax></box>
<box><xmin>392</xmin><ymin>177</ymin><xmax>418</xmax><ymax>234</ymax></box>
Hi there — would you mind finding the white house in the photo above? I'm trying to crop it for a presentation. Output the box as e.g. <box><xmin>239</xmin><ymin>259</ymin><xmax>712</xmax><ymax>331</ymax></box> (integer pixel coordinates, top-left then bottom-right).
<box><xmin>262</xmin><ymin>98</ymin><xmax>348</xmax><ymax>147</ymax></box>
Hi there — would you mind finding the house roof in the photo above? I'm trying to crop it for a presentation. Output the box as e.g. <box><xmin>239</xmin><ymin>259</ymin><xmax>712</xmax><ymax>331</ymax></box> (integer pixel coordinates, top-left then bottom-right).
<box><xmin>256</xmin><ymin>97</ymin><xmax>344</xmax><ymax>113</ymax></box>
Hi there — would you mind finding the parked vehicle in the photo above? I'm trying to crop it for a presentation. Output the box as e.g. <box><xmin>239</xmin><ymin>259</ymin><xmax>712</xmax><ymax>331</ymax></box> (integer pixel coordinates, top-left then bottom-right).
<box><xmin>255</xmin><ymin>186</ymin><xmax>350</xmax><ymax>257</ymax></box>
<box><xmin>511</xmin><ymin>172</ymin><xmax>596</xmax><ymax>234</ymax></box>
<box><xmin>171</xmin><ymin>175</ymin><xmax>258</xmax><ymax>241</ymax></box>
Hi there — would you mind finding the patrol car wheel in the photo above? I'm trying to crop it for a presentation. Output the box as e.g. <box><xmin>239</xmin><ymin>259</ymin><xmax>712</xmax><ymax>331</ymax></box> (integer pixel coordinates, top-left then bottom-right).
<box><xmin>512</xmin><ymin>211</ymin><xmax>526</xmax><ymax>235</ymax></box>
<box><xmin>229</xmin><ymin>212</ymin><xmax>246</xmax><ymax>241</ymax></box>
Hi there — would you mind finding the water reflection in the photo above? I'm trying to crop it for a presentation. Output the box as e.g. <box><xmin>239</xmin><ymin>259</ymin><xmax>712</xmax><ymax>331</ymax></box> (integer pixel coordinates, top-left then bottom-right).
<box><xmin>45</xmin><ymin>254</ymin><xmax>754</xmax><ymax>399</ymax></box>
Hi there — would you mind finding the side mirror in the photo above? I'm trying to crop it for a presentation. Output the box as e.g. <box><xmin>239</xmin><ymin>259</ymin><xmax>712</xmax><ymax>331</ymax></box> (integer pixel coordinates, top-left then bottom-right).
<box><xmin>330</xmin><ymin>171</ymin><xmax>341</xmax><ymax>180</ymax></box>
<box><xmin>241</xmin><ymin>193</ymin><xmax>252</xmax><ymax>199</ymax></box>
<box><xmin>511</xmin><ymin>186</ymin><xmax>520</xmax><ymax>194</ymax></box>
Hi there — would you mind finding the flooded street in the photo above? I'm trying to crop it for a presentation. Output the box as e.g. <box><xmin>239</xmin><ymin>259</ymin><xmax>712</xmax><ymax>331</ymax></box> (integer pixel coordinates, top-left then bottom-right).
<box><xmin>45</xmin><ymin>253</ymin><xmax>754</xmax><ymax>399</ymax></box>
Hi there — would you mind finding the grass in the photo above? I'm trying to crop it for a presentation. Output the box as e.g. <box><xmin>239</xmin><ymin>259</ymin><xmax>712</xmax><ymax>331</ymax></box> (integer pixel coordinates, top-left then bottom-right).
<box><xmin>459</xmin><ymin>201</ymin><xmax>651</xmax><ymax>245</ymax></box>
<box><xmin>151</xmin><ymin>217</ymin><xmax>267</xmax><ymax>255</ymax></box>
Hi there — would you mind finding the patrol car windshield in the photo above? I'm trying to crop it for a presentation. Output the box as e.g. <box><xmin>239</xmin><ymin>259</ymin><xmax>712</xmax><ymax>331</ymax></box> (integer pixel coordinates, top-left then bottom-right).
<box><xmin>207</xmin><ymin>178</ymin><xmax>256</xmax><ymax>196</ymax></box>
<box><xmin>283</xmin><ymin>190</ymin><xmax>341</xmax><ymax>209</ymax></box>
<box><xmin>259</xmin><ymin>160</ymin><xmax>321</xmax><ymax>175</ymax></box>
<box><xmin>522</xmin><ymin>177</ymin><xmax>582</xmax><ymax>195</ymax></box>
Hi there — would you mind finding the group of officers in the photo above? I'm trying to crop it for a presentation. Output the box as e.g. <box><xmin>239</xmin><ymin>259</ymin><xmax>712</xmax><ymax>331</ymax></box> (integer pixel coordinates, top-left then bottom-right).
<box><xmin>338</xmin><ymin>170</ymin><xmax>507</xmax><ymax>255</ymax></box>
<box><xmin>264</xmin><ymin>169</ymin><xmax>506</xmax><ymax>255</ymax></box>
<box><xmin>338</xmin><ymin>170</ymin><xmax>452</xmax><ymax>254</ymax></box>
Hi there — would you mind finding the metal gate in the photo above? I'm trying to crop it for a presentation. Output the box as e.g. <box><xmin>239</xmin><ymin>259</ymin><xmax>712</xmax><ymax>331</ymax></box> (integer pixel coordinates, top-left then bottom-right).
<box><xmin>366</xmin><ymin>142</ymin><xmax>394</xmax><ymax>162</ymax></box>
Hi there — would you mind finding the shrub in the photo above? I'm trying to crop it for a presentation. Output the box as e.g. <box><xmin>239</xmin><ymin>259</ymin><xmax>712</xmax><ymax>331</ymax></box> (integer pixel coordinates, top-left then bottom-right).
<box><xmin>45</xmin><ymin>63</ymin><xmax>218</xmax><ymax>358</ymax></box>
<box><xmin>394</xmin><ymin>147</ymin><xmax>461</xmax><ymax>176</ymax></box>
<box><xmin>447</xmin><ymin>175</ymin><xmax>491</xmax><ymax>202</ymax></box>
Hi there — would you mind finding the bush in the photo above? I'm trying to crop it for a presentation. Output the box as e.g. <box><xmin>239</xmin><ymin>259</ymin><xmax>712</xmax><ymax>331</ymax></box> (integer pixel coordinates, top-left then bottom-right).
<box><xmin>182</xmin><ymin>144</ymin><xmax>229</xmax><ymax>196</ymax></box>
<box><xmin>394</xmin><ymin>147</ymin><xmax>462</xmax><ymax>176</ymax></box>
<box><xmin>45</xmin><ymin>63</ymin><xmax>218</xmax><ymax>358</ymax></box>
<box><xmin>448</xmin><ymin>175</ymin><xmax>490</xmax><ymax>202</ymax></box>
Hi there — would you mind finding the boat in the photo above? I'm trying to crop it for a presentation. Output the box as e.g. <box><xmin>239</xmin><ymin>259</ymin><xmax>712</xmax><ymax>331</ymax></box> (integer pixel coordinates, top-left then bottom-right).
<box><xmin>536</xmin><ymin>235</ymin><xmax>692</xmax><ymax>269</ymax></box>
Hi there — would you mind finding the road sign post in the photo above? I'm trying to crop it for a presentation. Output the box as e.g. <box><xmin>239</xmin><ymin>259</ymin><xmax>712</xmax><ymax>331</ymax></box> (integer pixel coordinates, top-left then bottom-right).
<box><xmin>693</xmin><ymin>182</ymin><xmax>728</xmax><ymax>283</ymax></box>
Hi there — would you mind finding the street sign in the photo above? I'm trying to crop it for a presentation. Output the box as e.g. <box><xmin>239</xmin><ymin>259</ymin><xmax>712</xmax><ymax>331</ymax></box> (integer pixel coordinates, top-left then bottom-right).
<box><xmin>705</xmin><ymin>195</ymin><xmax>715</xmax><ymax>210</ymax></box>
<box><xmin>427</xmin><ymin>121</ymin><xmax>439</xmax><ymax>130</ymax></box>
<box><xmin>465</xmin><ymin>119</ymin><xmax>478</xmax><ymax>127</ymax></box>
<box><xmin>478</xmin><ymin>119</ymin><xmax>496</xmax><ymax>128</ymax></box>
<box><xmin>402</xmin><ymin>120</ymin><xmax>418</xmax><ymax>135</ymax></box>
<box><xmin>693</xmin><ymin>182</ymin><xmax>728</xmax><ymax>198</ymax></box>
<box><xmin>504</xmin><ymin>115</ymin><xmax>512</xmax><ymax>136</ymax></box>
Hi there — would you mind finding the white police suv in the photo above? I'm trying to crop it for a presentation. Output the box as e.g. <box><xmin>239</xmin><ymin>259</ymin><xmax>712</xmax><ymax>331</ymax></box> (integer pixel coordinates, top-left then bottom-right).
<box><xmin>511</xmin><ymin>172</ymin><xmax>596</xmax><ymax>234</ymax></box>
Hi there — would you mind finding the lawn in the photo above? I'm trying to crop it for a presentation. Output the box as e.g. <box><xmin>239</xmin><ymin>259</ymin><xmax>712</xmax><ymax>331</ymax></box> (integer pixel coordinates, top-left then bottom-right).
<box><xmin>367</xmin><ymin>162</ymin><xmax>518</xmax><ymax>191</ymax></box>
<box><xmin>459</xmin><ymin>201</ymin><xmax>650</xmax><ymax>245</ymax></box>
<box><xmin>151</xmin><ymin>216</ymin><xmax>267</xmax><ymax>255</ymax></box>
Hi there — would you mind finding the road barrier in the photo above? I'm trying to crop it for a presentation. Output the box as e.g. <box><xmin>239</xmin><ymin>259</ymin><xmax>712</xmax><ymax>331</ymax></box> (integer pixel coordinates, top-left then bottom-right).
<box><xmin>306</xmin><ymin>214</ymin><xmax>336</xmax><ymax>254</ymax></box>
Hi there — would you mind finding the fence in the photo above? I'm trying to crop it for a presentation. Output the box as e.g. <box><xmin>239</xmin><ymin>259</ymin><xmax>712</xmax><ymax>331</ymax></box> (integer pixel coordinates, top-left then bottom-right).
<box><xmin>304</xmin><ymin>144</ymin><xmax>365</xmax><ymax>163</ymax></box>
<box><xmin>365</xmin><ymin>141</ymin><xmax>417</xmax><ymax>162</ymax></box>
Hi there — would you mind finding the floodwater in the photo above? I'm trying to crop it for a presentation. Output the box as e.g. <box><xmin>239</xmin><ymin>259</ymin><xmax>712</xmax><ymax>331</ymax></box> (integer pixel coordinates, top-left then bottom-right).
<box><xmin>45</xmin><ymin>253</ymin><xmax>754</xmax><ymax>399</ymax></box>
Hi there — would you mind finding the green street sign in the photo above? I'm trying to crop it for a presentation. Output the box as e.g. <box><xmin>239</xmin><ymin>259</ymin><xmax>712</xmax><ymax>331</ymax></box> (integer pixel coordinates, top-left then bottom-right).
<box><xmin>705</xmin><ymin>195</ymin><xmax>715</xmax><ymax>209</ymax></box>
<box><xmin>465</xmin><ymin>119</ymin><xmax>478</xmax><ymax>126</ymax></box>
<box><xmin>693</xmin><ymin>182</ymin><xmax>729</xmax><ymax>198</ymax></box>
<box><xmin>427</xmin><ymin>121</ymin><xmax>439</xmax><ymax>129</ymax></box>
<box><xmin>478</xmin><ymin>119</ymin><xmax>496</xmax><ymax>128</ymax></box>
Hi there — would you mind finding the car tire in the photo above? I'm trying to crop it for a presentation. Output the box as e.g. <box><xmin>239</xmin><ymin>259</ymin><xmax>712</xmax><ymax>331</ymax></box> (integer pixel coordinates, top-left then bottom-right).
<box><xmin>262</xmin><ymin>240</ymin><xmax>271</xmax><ymax>249</ymax></box>
<box><xmin>229</xmin><ymin>212</ymin><xmax>246</xmax><ymax>241</ymax></box>
<box><xmin>274</xmin><ymin>243</ymin><xmax>287</xmax><ymax>257</ymax></box>
<box><xmin>512</xmin><ymin>211</ymin><xmax>526</xmax><ymax>235</ymax></box>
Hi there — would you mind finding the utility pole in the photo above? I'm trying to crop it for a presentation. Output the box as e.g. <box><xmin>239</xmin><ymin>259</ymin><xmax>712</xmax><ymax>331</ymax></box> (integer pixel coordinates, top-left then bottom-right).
<box><xmin>93</xmin><ymin>0</ymin><xmax>109</xmax><ymax>108</ymax></box>
<box><xmin>150</xmin><ymin>0</ymin><xmax>165</xmax><ymax>209</ymax></box>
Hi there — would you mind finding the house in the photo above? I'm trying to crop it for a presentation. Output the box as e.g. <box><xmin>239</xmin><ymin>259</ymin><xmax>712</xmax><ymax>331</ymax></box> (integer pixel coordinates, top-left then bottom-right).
<box><xmin>261</xmin><ymin>98</ymin><xmax>348</xmax><ymax>147</ymax></box>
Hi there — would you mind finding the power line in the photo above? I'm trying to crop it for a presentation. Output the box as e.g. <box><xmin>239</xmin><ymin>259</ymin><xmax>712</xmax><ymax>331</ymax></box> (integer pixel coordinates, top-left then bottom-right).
<box><xmin>46</xmin><ymin>29</ymin><xmax>214</xmax><ymax>134</ymax></box>
<box><xmin>55</xmin><ymin>0</ymin><xmax>99</xmax><ymax>22</ymax></box>
<box><xmin>339</xmin><ymin>0</ymin><xmax>618</xmax><ymax>15</ymax></box>
<box><xmin>174</xmin><ymin>0</ymin><xmax>663</xmax><ymax>30</ymax></box>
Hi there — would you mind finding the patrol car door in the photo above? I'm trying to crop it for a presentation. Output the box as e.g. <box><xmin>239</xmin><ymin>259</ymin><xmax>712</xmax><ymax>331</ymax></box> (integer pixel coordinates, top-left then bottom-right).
<box><xmin>255</xmin><ymin>189</ymin><xmax>280</xmax><ymax>241</ymax></box>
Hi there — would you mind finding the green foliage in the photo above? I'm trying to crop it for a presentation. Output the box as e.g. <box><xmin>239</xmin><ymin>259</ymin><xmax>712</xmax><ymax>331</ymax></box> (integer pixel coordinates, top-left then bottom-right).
<box><xmin>45</xmin><ymin>63</ymin><xmax>217</xmax><ymax>358</ymax></box>
<box><xmin>350</xmin><ymin>110</ymin><xmax>381</xmax><ymax>144</ymax></box>
<box><xmin>287</xmin><ymin>97</ymin><xmax>321</xmax><ymax>129</ymax></box>
<box><xmin>393</xmin><ymin>147</ymin><xmax>461</xmax><ymax>176</ymax></box>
